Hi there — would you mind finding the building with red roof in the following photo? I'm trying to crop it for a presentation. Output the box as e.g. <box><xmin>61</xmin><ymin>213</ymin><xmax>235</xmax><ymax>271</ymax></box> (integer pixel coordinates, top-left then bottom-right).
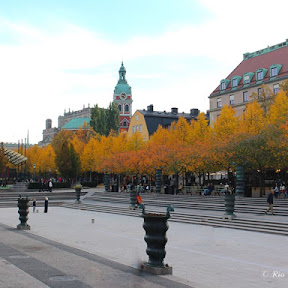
<box><xmin>209</xmin><ymin>38</ymin><xmax>288</xmax><ymax>123</ymax></box>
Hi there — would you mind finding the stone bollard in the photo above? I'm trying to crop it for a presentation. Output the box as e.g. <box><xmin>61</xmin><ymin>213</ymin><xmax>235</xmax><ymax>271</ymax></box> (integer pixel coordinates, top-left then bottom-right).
<box><xmin>223</xmin><ymin>193</ymin><xmax>236</xmax><ymax>220</ymax></box>
<box><xmin>74</xmin><ymin>185</ymin><xmax>82</xmax><ymax>203</ymax></box>
<box><xmin>17</xmin><ymin>195</ymin><xmax>31</xmax><ymax>230</ymax></box>
<box><xmin>129</xmin><ymin>188</ymin><xmax>137</xmax><ymax>209</ymax></box>
<box><xmin>139</xmin><ymin>204</ymin><xmax>174</xmax><ymax>275</ymax></box>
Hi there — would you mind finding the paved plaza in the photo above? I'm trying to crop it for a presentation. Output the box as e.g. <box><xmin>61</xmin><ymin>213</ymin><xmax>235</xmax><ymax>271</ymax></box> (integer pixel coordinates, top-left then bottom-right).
<box><xmin>0</xmin><ymin>204</ymin><xmax>287</xmax><ymax>287</ymax></box>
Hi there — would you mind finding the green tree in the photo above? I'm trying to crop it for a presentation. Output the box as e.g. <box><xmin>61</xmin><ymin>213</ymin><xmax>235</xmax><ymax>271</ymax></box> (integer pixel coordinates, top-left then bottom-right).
<box><xmin>233</xmin><ymin>126</ymin><xmax>279</xmax><ymax>197</ymax></box>
<box><xmin>54</xmin><ymin>140</ymin><xmax>81</xmax><ymax>180</ymax></box>
<box><xmin>90</xmin><ymin>102</ymin><xmax>119</xmax><ymax>136</ymax></box>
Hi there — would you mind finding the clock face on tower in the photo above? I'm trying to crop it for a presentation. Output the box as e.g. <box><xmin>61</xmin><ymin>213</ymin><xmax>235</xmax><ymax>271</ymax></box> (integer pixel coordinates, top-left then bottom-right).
<box><xmin>120</xmin><ymin>92</ymin><xmax>127</xmax><ymax>100</ymax></box>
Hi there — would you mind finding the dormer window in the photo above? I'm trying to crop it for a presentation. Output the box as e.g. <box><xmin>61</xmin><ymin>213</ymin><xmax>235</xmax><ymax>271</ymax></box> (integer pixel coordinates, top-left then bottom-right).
<box><xmin>231</xmin><ymin>76</ymin><xmax>241</xmax><ymax>88</ymax></box>
<box><xmin>271</xmin><ymin>67</ymin><xmax>277</xmax><ymax>77</ymax></box>
<box><xmin>220</xmin><ymin>79</ymin><xmax>230</xmax><ymax>91</ymax></box>
<box><xmin>270</xmin><ymin>64</ymin><xmax>282</xmax><ymax>78</ymax></box>
<box><xmin>256</xmin><ymin>68</ymin><xmax>268</xmax><ymax>82</ymax></box>
<box><xmin>257</xmin><ymin>70</ymin><xmax>263</xmax><ymax>81</ymax></box>
<box><xmin>244</xmin><ymin>75</ymin><xmax>250</xmax><ymax>84</ymax></box>
<box><xmin>243</xmin><ymin>72</ymin><xmax>254</xmax><ymax>85</ymax></box>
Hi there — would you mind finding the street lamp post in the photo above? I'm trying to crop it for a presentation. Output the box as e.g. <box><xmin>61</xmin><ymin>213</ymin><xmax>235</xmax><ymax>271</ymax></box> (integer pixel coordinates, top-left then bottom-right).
<box><xmin>33</xmin><ymin>163</ymin><xmax>36</xmax><ymax>181</ymax></box>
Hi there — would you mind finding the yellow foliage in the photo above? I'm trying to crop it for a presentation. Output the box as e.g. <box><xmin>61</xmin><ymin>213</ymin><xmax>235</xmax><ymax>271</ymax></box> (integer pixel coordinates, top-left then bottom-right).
<box><xmin>239</xmin><ymin>101</ymin><xmax>265</xmax><ymax>135</ymax></box>
<box><xmin>267</xmin><ymin>90</ymin><xmax>288</xmax><ymax>125</ymax></box>
<box><xmin>212</xmin><ymin>105</ymin><xmax>238</xmax><ymax>139</ymax></box>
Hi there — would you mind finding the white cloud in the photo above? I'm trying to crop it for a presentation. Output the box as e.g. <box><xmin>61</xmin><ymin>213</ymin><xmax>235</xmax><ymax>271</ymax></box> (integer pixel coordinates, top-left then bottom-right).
<box><xmin>2</xmin><ymin>1</ymin><xmax>288</xmax><ymax>143</ymax></box>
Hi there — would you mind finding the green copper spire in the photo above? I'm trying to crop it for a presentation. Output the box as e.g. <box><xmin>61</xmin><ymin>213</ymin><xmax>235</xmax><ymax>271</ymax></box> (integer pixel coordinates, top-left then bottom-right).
<box><xmin>114</xmin><ymin>62</ymin><xmax>131</xmax><ymax>94</ymax></box>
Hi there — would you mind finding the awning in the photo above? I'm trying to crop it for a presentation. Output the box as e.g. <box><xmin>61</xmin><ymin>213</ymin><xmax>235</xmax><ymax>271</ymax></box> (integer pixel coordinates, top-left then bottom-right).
<box><xmin>4</xmin><ymin>148</ymin><xmax>28</xmax><ymax>165</ymax></box>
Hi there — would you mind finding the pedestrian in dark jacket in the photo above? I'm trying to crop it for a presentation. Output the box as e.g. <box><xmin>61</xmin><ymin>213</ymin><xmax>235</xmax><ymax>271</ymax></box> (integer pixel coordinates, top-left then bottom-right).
<box><xmin>33</xmin><ymin>199</ymin><xmax>36</xmax><ymax>213</ymax></box>
<box><xmin>44</xmin><ymin>197</ymin><xmax>48</xmax><ymax>213</ymax></box>
<box><xmin>265</xmin><ymin>189</ymin><xmax>275</xmax><ymax>215</ymax></box>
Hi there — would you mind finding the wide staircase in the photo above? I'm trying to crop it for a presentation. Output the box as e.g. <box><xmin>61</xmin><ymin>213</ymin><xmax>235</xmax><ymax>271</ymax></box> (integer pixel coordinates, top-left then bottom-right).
<box><xmin>60</xmin><ymin>191</ymin><xmax>288</xmax><ymax>236</ymax></box>
<box><xmin>0</xmin><ymin>189</ymin><xmax>86</xmax><ymax>208</ymax></box>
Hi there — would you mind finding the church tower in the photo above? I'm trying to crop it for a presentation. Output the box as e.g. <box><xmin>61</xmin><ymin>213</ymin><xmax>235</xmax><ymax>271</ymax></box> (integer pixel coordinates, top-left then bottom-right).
<box><xmin>113</xmin><ymin>62</ymin><xmax>132</xmax><ymax>133</ymax></box>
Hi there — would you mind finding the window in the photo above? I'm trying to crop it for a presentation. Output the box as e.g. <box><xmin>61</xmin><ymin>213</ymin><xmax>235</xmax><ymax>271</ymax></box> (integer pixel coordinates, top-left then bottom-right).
<box><xmin>244</xmin><ymin>75</ymin><xmax>250</xmax><ymax>84</ymax></box>
<box><xmin>217</xmin><ymin>98</ymin><xmax>222</xmax><ymax>108</ymax></box>
<box><xmin>139</xmin><ymin>124</ymin><xmax>142</xmax><ymax>132</ymax></box>
<box><xmin>132</xmin><ymin>126</ymin><xmax>135</xmax><ymax>134</ymax></box>
<box><xmin>123</xmin><ymin>121</ymin><xmax>127</xmax><ymax>127</ymax></box>
<box><xmin>271</xmin><ymin>67</ymin><xmax>277</xmax><ymax>77</ymax></box>
<box><xmin>243</xmin><ymin>91</ymin><xmax>248</xmax><ymax>102</ymax></box>
<box><xmin>125</xmin><ymin>104</ymin><xmax>129</xmax><ymax>112</ymax></box>
<box><xmin>118</xmin><ymin>104</ymin><xmax>122</xmax><ymax>112</ymax></box>
<box><xmin>257</xmin><ymin>71</ymin><xmax>263</xmax><ymax>81</ymax></box>
<box><xmin>273</xmin><ymin>83</ymin><xmax>280</xmax><ymax>94</ymax></box>
<box><xmin>270</xmin><ymin>64</ymin><xmax>282</xmax><ymax>78</ymax></box>
<box><xmin>258</xmin><ymin>88</ymin><xmax>262</xmax><ymax>97</ymax></box>
<box><xmin>230</xmin><ymin>95</ymin><xmax>234</xmax><ymax>105</ymax></box>
<box><xmin>232</xmin><ymin>79</ymin><xmax>238</xmax><ymax>87</ymax></box>
<box><xmin>136</xmin><ymin>115</ymin><xmax>139</xmax><ymax>121</ymax></box>
<box><xmin>220</xmin><ymin>79</ymin><xmax>230</xmax><ymax>91</ymax></box>
<box><xmin>136</xmin><ymin>125</ymin><xmax>138</xmax><ymax>131</ymax></box>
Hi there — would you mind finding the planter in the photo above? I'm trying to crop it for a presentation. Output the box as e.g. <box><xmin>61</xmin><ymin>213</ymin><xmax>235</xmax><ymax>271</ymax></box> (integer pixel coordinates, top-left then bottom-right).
<box><xmin>140</xmin><ymin>205</ymin><xmax>174</xmax><ymax>275</ymax></box>
<box><xmin>75</xmin><ymin>188</ymin><xmax>81</xmax><ymax>203</ymax></box>
<box><xmin>17</xmin><ymin>196</ymin><xmax>30</xmax><ymax>230</ymax></box>
<box><xmin>224</xmin><ymin>194</ymin><xmax>236</xmax><ymax>219</ymax></box>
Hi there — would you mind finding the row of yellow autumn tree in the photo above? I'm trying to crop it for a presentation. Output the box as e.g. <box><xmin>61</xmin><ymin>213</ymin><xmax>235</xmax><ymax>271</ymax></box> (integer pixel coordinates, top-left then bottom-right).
<box><xmin>21</xmin><ymin>89</ymin><xmax>288</xmax><ymax>185</ymax></box>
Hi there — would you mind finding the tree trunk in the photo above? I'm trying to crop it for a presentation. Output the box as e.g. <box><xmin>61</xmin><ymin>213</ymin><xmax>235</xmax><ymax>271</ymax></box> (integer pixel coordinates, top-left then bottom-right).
<box><xmin>259</xmin><ymin>171</ymin><xmax>265</xmax><ymax>197</ymax></box>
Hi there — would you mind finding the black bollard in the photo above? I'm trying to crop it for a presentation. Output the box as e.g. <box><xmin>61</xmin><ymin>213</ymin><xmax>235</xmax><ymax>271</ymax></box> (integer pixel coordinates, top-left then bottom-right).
<box><xmin>75</xmin><ymin>185</ymin><xmax>82</xmax><ymax>203</ymax></box>
<box><xmin>129</xmin><ymin>187</ymin><xmax>137</xmax><ymax>209</ymax></box>
<box><xmin>17</xmin><ymin>195</ymin><xmax>30</xmax><ymax>230</ymax></box>
<box><xmin>223</xmin><ymin>193</ymin><xmax>236</xmax><ymax>220</ymax></box>
<box><xmin>140</xmin><ymin>205</ymin><xmax>174</xmax><ymax>275</ymax></box>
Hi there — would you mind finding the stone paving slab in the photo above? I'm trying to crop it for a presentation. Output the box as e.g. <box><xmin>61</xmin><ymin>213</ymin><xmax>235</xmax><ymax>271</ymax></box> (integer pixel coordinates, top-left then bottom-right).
<box><xmin>0</xmin><ymin>207</ymin><xmax>287</xmax><ymax>288</ymax></box>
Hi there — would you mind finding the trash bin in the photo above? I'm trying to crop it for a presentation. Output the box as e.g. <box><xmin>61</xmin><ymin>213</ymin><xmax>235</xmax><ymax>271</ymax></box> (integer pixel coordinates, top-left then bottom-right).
<box><xmin>164</xmin><ymin>185</ymin><xmax>168</xmax><ymax>194</ymax></box>
<box><xmin>244</xmin><ymin>184</ymin><xmax>252</xmax><ymax>197</ymax></box>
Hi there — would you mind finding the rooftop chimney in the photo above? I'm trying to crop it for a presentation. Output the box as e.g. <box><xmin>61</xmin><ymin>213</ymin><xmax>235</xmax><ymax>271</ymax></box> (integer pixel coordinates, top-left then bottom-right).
<box><xmin>190</xmin><ymin>109</ymin><xmax>199</xmax><ymax>117</ymax></box>
<box><xmin>171</xmin><ymin>107</ymin><xmax>178</xmax><ymax>114</ymax></box>
<box><xmin>147</xmin><ymin>104</ymin><xmax>154</xmax><ymax>112</ymax></box>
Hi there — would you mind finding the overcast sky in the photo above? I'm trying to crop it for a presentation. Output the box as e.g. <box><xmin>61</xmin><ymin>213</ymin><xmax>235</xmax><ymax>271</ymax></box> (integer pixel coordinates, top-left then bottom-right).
<box><xmin>1</xmin><ymin>0</ymin><xmax>288</xmax><ymax>144</ymax></box>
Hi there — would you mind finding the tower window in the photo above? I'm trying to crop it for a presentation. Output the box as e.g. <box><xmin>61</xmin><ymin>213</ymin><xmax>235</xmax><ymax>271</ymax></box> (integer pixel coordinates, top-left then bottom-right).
<box><xmin>118</xmin><ymin>104</ymin><xmax>122</xmax><ymax>112</ymax></box>
<box><xmin>125</xmin><ymin>104</ymin><xmax>129</xmax><ymax>112</ymax></box>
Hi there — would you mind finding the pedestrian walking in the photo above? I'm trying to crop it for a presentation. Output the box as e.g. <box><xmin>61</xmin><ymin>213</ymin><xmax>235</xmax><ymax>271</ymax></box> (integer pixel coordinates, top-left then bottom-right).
<box><xmin>265</xmin><ymin>189</ymin><xmax>275</xmax><ymax>215</ymax></box>
<box><xmin>48</xmin><ymin>179</ymin><xmax>53</xmax><ymax>192</ymax></box>
<box><xmin>39</xmin><ymin>178</ymin><xmax>45</xmax><ymax>192</ymax></box>
<box><xmin>32</xmin><ymin>199</ymin><xmax>36</xmax><ymax>213</ymax></box>
<box><xmin>44</xmin><ymin>197</ymin><xmax>48</xmax><ymax>213</ymax></box>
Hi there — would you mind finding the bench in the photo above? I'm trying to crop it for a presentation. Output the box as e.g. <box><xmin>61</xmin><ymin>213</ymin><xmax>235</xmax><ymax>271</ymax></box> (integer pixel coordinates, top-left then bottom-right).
<box><xmin>183</xmin><ymin>186</ymin><xmax>205</xmax><ymax>195</ymax></box>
